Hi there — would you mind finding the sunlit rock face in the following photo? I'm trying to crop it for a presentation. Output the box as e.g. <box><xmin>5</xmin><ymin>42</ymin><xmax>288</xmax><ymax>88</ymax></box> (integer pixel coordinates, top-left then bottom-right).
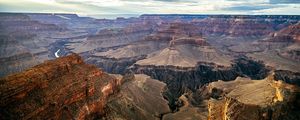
<box><xmin>207</xmin><ymin>75</ymin><xmax>300</xmax><ymax>120</ymax></box>
<box><xmin>0</xmin><ymin>54</ymin><xmax>121</xmax><ymax>120</ymax></box>
<box><xmin>0</xmin><ymin>54</ymin><xmax>171</xmax><ymax>120</ymax></box>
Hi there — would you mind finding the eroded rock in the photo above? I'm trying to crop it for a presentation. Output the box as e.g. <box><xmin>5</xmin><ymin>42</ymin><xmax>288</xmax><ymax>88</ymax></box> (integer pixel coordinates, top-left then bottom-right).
<box><xmin>0</xmin><ymin>54</ymin><xmax>121</xmax><ymax>120</ymax></box>
<box><xmin>207</xmin><ymin>74</ymin><xmax>300</xmax><ymax>120</ymax></box>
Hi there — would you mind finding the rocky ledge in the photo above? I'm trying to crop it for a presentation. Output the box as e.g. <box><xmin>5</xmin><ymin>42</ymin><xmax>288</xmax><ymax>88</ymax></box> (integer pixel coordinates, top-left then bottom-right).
<box><xmin>0</xmin><ymin>54</ymin><xmax>121</xmax><ymax>120</ymax></box>
<box><xmin>102</xmin><ymin>74</ymin><xmax>171</xmax><ymax>120</ymax></box>
<box><xmin>207</xmin><ymin>74</ymin><xmax>300</xmax><ymax>120</ymax></box>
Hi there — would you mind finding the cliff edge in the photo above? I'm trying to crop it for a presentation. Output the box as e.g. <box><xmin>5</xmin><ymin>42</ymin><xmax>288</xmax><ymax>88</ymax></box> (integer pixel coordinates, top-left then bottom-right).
<box><xmin>0</xmin><ymin>54</ymin><xmax>121</xmax><ymax>120</ymax></box>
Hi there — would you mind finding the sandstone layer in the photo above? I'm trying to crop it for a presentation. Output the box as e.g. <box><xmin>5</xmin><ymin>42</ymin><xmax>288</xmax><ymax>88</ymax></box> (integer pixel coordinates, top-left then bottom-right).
<box><xmin>207</xmin><ymin>75</ymin><xmax>300</xmax><ymax>120</ymax></box>
<box><xmin>0</xmin><ymin>54</ymin><xmax>121</xmax><ymax>120</ymax></box>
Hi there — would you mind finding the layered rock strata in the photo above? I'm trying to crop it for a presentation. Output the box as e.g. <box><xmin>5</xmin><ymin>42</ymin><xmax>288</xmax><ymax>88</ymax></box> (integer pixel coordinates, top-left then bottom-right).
<box><xmin>0</xmin><ymin>54</ymin><xmax>121</xmax><ymax>120</ymax></box>
<box><xmin>207</xmin><ymin>75</ymin><xmax>300</xmax><ymax>120</ymax></box>
<box><xmin>131</xmin><ymin>58</ymin><xmax>270</xmax><ymax>110</ymax></box>
<box><xmin>102</xmin><ymin>74</ymin><xmax>170</xmax><ymax>120</ymax></box>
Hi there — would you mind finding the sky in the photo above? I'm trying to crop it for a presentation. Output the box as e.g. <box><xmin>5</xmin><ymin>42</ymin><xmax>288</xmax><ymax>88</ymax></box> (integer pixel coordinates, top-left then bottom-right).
<box><xmin>0</xmin><ymin>0</ymin><xmax>300</xmax><ymax>18</ymax></box>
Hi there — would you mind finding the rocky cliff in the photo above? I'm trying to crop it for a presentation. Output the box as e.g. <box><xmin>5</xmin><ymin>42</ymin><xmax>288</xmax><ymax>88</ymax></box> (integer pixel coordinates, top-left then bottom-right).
<box><xmin>136</xmin><ymin>36</ymin><xmax>232</xmax><ymax>67</ymax></box>
<box><xmin>191</xmin><ymin>15</ymin><xmax>299</xmax><ymax>37</ymax></box>
<box><xmin>207</xmin><ymin>74</ymin><xmax>300</xmax><ymax>120</ymax></box>
<box><xmin>131</xmin><ymin>58</ymin><xmax>270</xmax><ymax>111</ymax></box>
<box><xmin>102</xmin><ymin>74</ymin><xmax>170</xmax><ymax>120</ymax></box>
<box><xmin>255</xmin><ymin>22</ymin><xmax>300</xmax><ymax>51</ymax></box>
<box><xmin>275</xmin><ymin>23</ymin><xmax>300</xmax><ymax>62</ymax></box>
<box><xmin>0</xmin><ymin>54</ymin><xmax>121</xmax><ymax>120</ymax></box>
<box><xmin>272</xmin><ymin>22</ymin><xmax>300</xmax><ymax>43</ymax></box>
<box><xmin>244</xmin><ymin>22</ymin><xmax>300</xmax><ymax>75</ymax></box>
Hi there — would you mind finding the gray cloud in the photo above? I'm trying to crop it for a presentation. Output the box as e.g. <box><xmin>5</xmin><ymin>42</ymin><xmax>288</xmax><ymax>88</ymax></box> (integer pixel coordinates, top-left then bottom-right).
<box><xmin>153</xmin><ymin>0</ymin><xmax>192</xmax><ymax>2</ymax></box>
<box><xmin>120</xmin><ymin>0</ymin><xmax>197</xmax><ymax>2</ymax></box>
<box><xmin>153</xmin><ymin>0</ymin><xmax>182</xmax><ymax>1</ymax></box>
<box><xmin>224</xmin><ymin>5</ymin><xmax>275</xmax><ymax>11</ymax></box>
<box><xmin>269</xmin><ymin>0</ymin><xmax>300</xmax><ymax>4</ymax></box>
<box><xmin>1</xmin><ymin>0</ymin><xmax>300</xmax><ymax>16</ymax></box>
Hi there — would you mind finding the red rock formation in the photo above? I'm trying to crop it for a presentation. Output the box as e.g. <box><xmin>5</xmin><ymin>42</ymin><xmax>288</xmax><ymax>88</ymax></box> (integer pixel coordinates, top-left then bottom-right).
<box><xmin>145</xmin><ymin>22</ymin><xmax>200</xmax><ymax>42</ymax></box>
<box><xmin>0</xmin><ymin>54</ymin><xmax>121</xmax><ymax>120</ymax></box>
<box><xmin>169</xmin><ymin>37</ymin><xmax>208</xmax><ymax>47</ymax></box>
<box><xmin>272</xmin><ymin>22</ymin><xmax>300</xmax><ymax>43</ymax></box>
<box><xmin>192</xmin><ymin>17</ymin><xmax>275</xmax><ymax>37</ymax></box>
<box><xmin>256</xmin><ymin>23</ymin><xmax>300</xmax><ymax>62</ymax></box>
<box><xmin>0</xmin><ymin>13</ymin><xmax>62</xmax><ymax>33</ymax></box>
<box><xmin>258</xmin><ymin>22</ymin><xmax>299</xmax><ymax>44</ymax></box>
<box><xmin>279</xmin><ymin>44</ymin><xmax>300</xmax><ymax>62</ymax></box>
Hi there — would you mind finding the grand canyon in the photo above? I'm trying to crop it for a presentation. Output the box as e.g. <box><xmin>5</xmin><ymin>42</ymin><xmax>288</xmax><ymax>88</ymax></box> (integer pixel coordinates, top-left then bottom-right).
<box><xmin>0</xmin><ymin>13</ymin><xmax>300</xmax><ymax>120</ymax></box>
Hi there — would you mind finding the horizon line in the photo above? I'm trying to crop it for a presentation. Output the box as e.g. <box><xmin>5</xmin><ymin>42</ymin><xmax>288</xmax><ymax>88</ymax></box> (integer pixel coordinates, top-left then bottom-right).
<box><xmin>1</xmin><ymin>12</ymin><xmax>300</xmax><ymax>19</ymax></box>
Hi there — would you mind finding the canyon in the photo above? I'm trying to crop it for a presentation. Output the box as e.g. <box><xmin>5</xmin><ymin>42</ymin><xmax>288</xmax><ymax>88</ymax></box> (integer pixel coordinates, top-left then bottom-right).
<box><xmin>0</xmin><ymin>13</ymin><xmax>300</xmax><ymax>120</ymax></box>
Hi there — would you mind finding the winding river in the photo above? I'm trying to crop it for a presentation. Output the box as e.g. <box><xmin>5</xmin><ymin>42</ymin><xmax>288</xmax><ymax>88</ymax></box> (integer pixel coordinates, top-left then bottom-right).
<box><xmin>55</xmin><ymin>49</ymin><xmax>60</xmax><ymax>58</ymax></box>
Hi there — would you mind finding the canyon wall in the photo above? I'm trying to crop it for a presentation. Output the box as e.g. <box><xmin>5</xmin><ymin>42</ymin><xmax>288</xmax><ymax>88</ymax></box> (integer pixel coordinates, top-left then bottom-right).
<box><xmin>130</xmin><ymin>58</ymin><xmax>270</xmax><ymax>110</ymax></box>
<box><xmin>0</xmin><ymin>54</ymin><xmax>121</xmax><ymax>120</ymax></box>
<box><xmin>1</xmin><ymin>13</ymin><xmax>300</xmax><ymax>120</ymax></box>
<box><xmin>207</xmin><ymin>75</ymin><xmax>300</xmax><ymax>120</ymax></box>
<box><xmin>0</xmin><ymin>13</ymin><xmax>64</xmax><ymax>77</ymax></box>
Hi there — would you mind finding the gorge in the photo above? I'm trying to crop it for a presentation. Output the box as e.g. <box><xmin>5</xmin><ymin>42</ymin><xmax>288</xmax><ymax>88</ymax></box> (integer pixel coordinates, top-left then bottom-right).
<box><xmin>0</xmin><ymin>13</ymin><xmax>300</xmax><ymax>120</ymax></box>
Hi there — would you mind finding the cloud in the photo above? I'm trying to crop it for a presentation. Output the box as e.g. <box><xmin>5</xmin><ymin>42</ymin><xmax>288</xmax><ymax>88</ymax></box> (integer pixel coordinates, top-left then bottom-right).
<box><xmin>269</xmin><ymin>0</ymin><xmax>300</xmax><ymax>4</ymax></box>
<box><xmin>0</xmin><ymin>0</ymin><xmax>300</xmax><ymax>18</ymax></box>
<box><xmin>252</xmin><ymin>4</ymin><xmax>300</xmax><ymax>14</ymax></box>
<box><xmin>56</xmin><ymin>0</ymin><xmax>124</xmax><ymax>7</ymax></box>
<box><xmin>224</xmin><ymin>4</ymin><xmax>278</xmax><ymax>11</ymax></box>
<box><xmin>152</xmin><ymin>0</ymin><xmax>197</xmax><ymax>3</ymax></box>
<box><xmin>159</xmin><ymin>0</ymin><xmax>183</xmax><ymax>1</ymax></box>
